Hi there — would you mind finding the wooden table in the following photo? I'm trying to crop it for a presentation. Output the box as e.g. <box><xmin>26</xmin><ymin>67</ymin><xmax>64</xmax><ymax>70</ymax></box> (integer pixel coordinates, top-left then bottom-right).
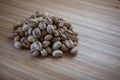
<box><xmin>0</xmin><ymin>0</ymin><xmax>120</xmax><ymax>80</ymax></box>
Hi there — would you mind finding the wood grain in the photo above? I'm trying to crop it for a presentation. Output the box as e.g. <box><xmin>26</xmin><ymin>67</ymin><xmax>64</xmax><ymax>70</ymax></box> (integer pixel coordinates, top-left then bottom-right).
<box><xmin>0</xmin><ymin>0</ymin><xmax>120</xmax><ymax>80</ymax></box>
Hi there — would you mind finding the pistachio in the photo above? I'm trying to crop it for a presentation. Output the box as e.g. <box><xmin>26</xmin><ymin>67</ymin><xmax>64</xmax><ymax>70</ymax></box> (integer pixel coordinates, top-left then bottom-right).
<box><xmin>14</xmin><ymin>36</ymin><xmax>20</xmax><ymax>42</ymax></box>
<box><xmin>52</xmin><ymin>41</ymin><xmax>61</xmax><ymax>50</ymax></box>
<box><xmin>35</xmin><ymin>11</ymin><xmax>44</xmax><ymax>17</ymax></box>
<box><xmin>27</xmin><ymin>18</ymin><xmax>38</xmax><ymax>23</ymax></box>
<box><xmin>53</xmin><ymin>30</ymin><xmax>59</xmax><ymax>37</ymax></box>
<box><xmin>64</xmin><ymin>22</ymin><xmax>71</xmax><ymax>28</ymax></box>
<box><xmin>57</xmin><ymin>21</ymin><xmax>64</xmax><ymax>27</ymax></box>
<box><xmin>44</xmin><ymin>34</ymin><xmax>53</xmax><ymax>41</ymax></box>
<box><xmin>47</xmin><ymin>25</ymin><xmax>54</xmax><ymax>34</ymax></box>
<box><xmin>44</xmin><ymin>16</ymin><xmax>52</xmax><ymax>25</ymax></box>
<box><xmin>39</xmin><ymin>22</ymin><xmax>46</xmax><ymax>30</ymax></box>
<box><xmin>22</xmin><ymin>40</ymin><xmax>31</xmax><ymax>49</ymax></box>
<box><xmin>60</xmin><ymin>34</ymin><xmax>67</xmax><ymax>41</ymax></box>
<box><xmin>16</xmin><ymin>30</ymin><xmax>24</xmax><ymax>37</ymax></box>
<box><xmin>27</xmin><ymin>35</ymin><xmax>36</xmax><ymax>42</ymax></box>
<box><xmin>30</xmin><ymin>43</ymin><xmax>35</xmax><ymax>50</ymax></box>
<box><xmin>20</xmin><ymin>37</ymin><xmax>26</xmax><ymax>42</ymax></box>
<box><xmin>25</xmin><ymin>31</ymin><xmax>29</xmax><ymax>36</ymax></box>
<box><xmin>46</xmin><ymin>47</ymin><xmax>52</xmax><ymax>54</ymax></box>
<box><xmin>40</xmin><ymin>49</ymin><xmax>48</xmax><ymax>57</ymax></box>
<box><xmin>37</xmin><ymin>17</ymin><xmax>44</xmax><ymax>22</ymax></box>
<box><xmin>63</xmin><ymin>26</ymin><xmax>68</xmax><ymax>31</ymax></box>
<box><xmin>42</xmin><ymin>41</ymin><xmax>50</xmax><ymax>48</ymax></box>
<box><xmin>65</xmin><ymin>40</ymin><xmax>74</xmax><ymax>49</ymax></box>
<box><xmin>41</xmin><ymin>30</ymin><xmax>47</xmax><ymax>36</ymax></box>
<box><xmin>22</xmin><ymin>24</ymin><xmax>28</xmax><ymax>31</ymax></box>
<box><xmin>60</xmin><ymin>44</ymin><xmax>69</xmax><ymax>52</ymax></box>
<box><xmin>52</xmin><ymin>37</ymin><xmax>61</xmax><ymax>42</ymax></box>
<box><xmin>70</xmin><ymin>46</ymin><xmax>78</xmax><ymax>55</ymax></box>
<box><xmin>52</xmin><ymin>50</ymin><xmax>63</xmax><ymax>57</ymax></box>
<box><xmin>8</xmin><ymin>31</ymin><xmax>17</xmax><ymax>39</ymax></box>
<box><xmin>33</xmin><ymin>41</ymin><xmax>42</xmax><ymax>50</ymax></box>
<box><xmin>28</xmin><ymin>27</ymin><xmax>33</xmax><ymax>35</ymax></box>
<box><xmin>14</xmin><ymin>41</ymin><xmax>23</xmax><ymax>49</ymax></box>
<box><xmin>32</xmin><ymin>28</ymin><xmax>41</xmax><ymax>38</ymax></box>
<box><xmin>29</xmin><ymin>49</ymin><xmax>40</xmax><ymax>57</ymax></box>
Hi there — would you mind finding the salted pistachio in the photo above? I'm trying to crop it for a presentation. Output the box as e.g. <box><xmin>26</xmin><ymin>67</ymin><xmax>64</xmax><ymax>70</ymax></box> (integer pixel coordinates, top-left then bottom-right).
<box><xmin>33</xmin><ymin>41</ymin><xmax>42</xmax><ymax>50</ymax></box>
<box><xmin>64</xmin><ymin>22</ymin><xmax>71</xmax><ymax>28</ymax></box>
<box><xmin>57</xmin><ymin>21</ymin><xmax>64</xmax><ymax>27</ymax></box>
<box><xmin>13</xmin><ymin>22</ymin><xmax>23</xmax><ymax>30</ymax></box>
<box><xmin>42</xmin><ymin>41</ymin><xmax>50</xmax><ymax>48</ymax></box>
<box><xmin>39</xmin><ymin>22</ymin><xmax>46</xmax><ymax>30</ymax></box>
<box><xmin>52</xmin><ymin>41</ymin><xmax>61</xmax><ymax>50</ymax></box>
<box><xmin>28</xmin><ymin>27</ymin><xmax>33</xmax><ymax>35</ymax></box>
<box><xmin>25</xmin><ymin>31</ymin><xmax>29</xmax><ymax>36</ymax></box>
<box><xmin>59</xmin><ymin>28</ymin><xmax>65</xmax><ymax>33</ymax></box>
<box><xmin>22</xmin><ymin>24</ymin><xmax>28</xmax><ymax>31</ymax></box>
<box><xmin>53</xmin><ymin>30</ymin><xmax>59</xmax><ymax>37</ymax></box>
<box><xmin>14</xmin><ymin>36</ymin><xmax>20</xmax><ymax>42</ymax></box>
<box><xmin>60</xmin><ymin>43</ymin><xmax>69</xmax><ymax>52</ymax></box>
<box><xmin>40</xmin><ymin>49</ymin><xmax>48</xmax><ymax>57</ymax></box>
<box><xmin>14</xmin><ymin>41</ymin><xmax>23</xmax><ymax>49</ymax></box>
<box><xmin>52</xmin><ymin>50</ymin><xmax>63</xmax><ymax>57</ymax></box>
<box><xmin>20</xmin><ymin>37</ymin><xmax>26</xmax><ymax>42</ymax></box>
<box><xmin>29</xmin><ymin>49</ymin><xmax>40</xmax><ymax>57</ymax></box>
<box><xmin>16</xmin><ymin>30</ymin><xmax>24</xmax><ymax>37</ymax></box>
<box><xmin>52</xmin><ymin>37</ymin><xmax>61</xmax><ymax>42</ymax></box>
<box><xmin>35</xmin><ymin>11</ymin><xmax>44</xmax><ymax>17</ymax></box>
<box><xmin>60</xmin><ymin>34</ymin><xmax>67</xmax><ymax>41</ymax></box>
<box><xmin>67</xmin><ymin>30</ymin><xmax>74</xmax><ymax>35</ymax></box>
<box><xmin>47</xmin><ymin>25</ymin><xmax>54</xmax><ymax>34</ymax></box>
<box><xmin>41</xmin><ymin>30</ymin><xmax>47</xmax><ymax>36</ymax></box>
<box><xmin>22</xmin><ymin>39</ymin><xmax>31</xmax><ymax>49</ymax></box>
<box><xmin>65</xmin><ymin>40</ymin><xmax>74</xmax><ymax>49</ymax></box>
<box><xmin>51</xmin><ymin>16</ymin><xmax>59</xmax><ymax>24</ymax></box>
<box><xmin>44</xmin><ymin>16</ymin><xmax>52</xmax><ymax>25</ymax></box>
<box><xmin>32</xmin><ymin>28</ymin><xmax>41</xmax><ymax>38</ymax></box>
<box><xmin>8</xmin><ymin>31</ymin><xmax>17</xmax><ymax>39</ymax></box>
<box><xmin>63</xmin><ymin>26</ymin><xmax>68</xmax><ymax>31</ymax></box>
<box><xmin>46</xmin><ymin>47</ymin><xmax>52</xmax><ymax>54</ymax></box>
<box><xmin>57</xmin><ymin>29</ymin><xmax>62</xmax><ymax>34</ymax></box>
<box><xmin>70</xmin><ymin>46</ymin><xmax>78</xmax><ymax>55</ymax></box>
<box><xmin>27</xmin><ymin>35</ymin><xmax>36</xmax><ymax>42</ymax></box>
<box><xmin>44</xmin><ymin>34</ymin><xmax>53</xmax><ymax>41</ymax></box>
<box><xmin>27</xmin><ymin>18</ymin><xmax>38</xmax><ymax>23</ymax></box>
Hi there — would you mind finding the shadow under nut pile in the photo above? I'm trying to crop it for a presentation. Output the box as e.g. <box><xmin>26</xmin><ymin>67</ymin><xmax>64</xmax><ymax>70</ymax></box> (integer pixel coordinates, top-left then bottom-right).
<box><xmin>8</xmin><ymin>11</ymin><xmax>78</xmax><ymax>57</ymax></box>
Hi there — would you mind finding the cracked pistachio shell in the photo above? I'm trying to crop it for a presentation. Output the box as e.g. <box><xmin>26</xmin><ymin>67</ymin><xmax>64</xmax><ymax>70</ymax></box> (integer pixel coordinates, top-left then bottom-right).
<box><xmin>33</xmin><ymin>41</ymin><xmax>42</xmax><ymax>50</ymax></box>
<box><xmin>47</xmin><ymin>25</ymin><xmax>54</xmax><ymax>34</ymax></box>
<box><xmin>32</xmin><ymin>28</ymin><xmax>41</xmax><ymax>38</ymax></box>
<box><xmin>44</xmin><ymin>16</ymin><xmax>52</xmax><ymax>25</ymax></box>
<box><xmin>42</xmin><ymin>41</ymin><xmax>50</xmax><ymax>48</ymax></box>
<box><xmin>40</xmin><ymin>49</ymin><xmax>48</xmax><ymax>57</ymax></box>
<box><xmin>52</xmin><ymin>41</ymin><xmax>61</xmax><ymax>50</ymax></box>
<box><xmin>22</xmin><ymin>40</ymin><xmax>31</xmax><ymax>49</ymax></box>
<box><xmin>44</xmin><ymin>34</ymin><xmax>53</xmax><ymax>41</ymax></box>
<box><xmin>39</xmin><ymin>22</ymin><xmax>46</xmax><ymax>30</ymax></box>
<box><xmin>22</xmin><ymin>24</ymin><xmax>28</xmax><ymax>31</ymax></box>
<box><xmin>14</xmin><ymin>41</ymin><xmax>23</xmax><ymax>49</ymax></box>
<box><xmin>60</xmin><ymin>44</ymin><xmax>69</xmax><ymax>52</ymax></box>
<box><xmin>14</xmin><ymin>36</ymin><xmax>20</xmax><ymax>42</ymax></box>
<box><xmin>70</xmin><ymin>46</ymin><xmax>78</xmax><ymax>55</ymax></box>
<box><xmin>45</xmin><ymin>47</ymin><xmax>52</xmax><ymax>54</ymax></box>
<box><xmin>65</xmin><ymin>40</ymin><xmax>74</xmax><ymax>49</ymax></box>
<box><xmin>27</xmin><ymin>35</ymin><xmax>36</xmax><ymax>42</ymax></box>
<box><xmin>52</xmin><ymin>50</ymin><xmax>63</xmax><ymax>57</ymax></box>
<box><xmin>29</xmin><ymin>49</ymin><xmax>40</xmax><ymax>57</ymax></box>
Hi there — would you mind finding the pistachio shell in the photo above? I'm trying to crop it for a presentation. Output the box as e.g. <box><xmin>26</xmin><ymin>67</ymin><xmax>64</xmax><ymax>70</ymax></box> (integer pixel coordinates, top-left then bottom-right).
<box><xmin>22</xmin><ymin>40</ymin><xmax>31</xmax><ymax>49</ymax></box>
<box><xmin>22</xmin><ymin>24</ymin><xmax>28</xmax><ymax>31</ymax></box>
<box><xmin>14</xmin><ymin>36</ymin><xmax>20</xmax><ymax>42</ymax></box>
<box><xmin>70</xmin><ymin>46</ymin><xmax>78</xmax><ymax>55</ymax></box>
<box><xmin>53</xmin><ymin>30</ymin><xmax>59</xmax><ymax>37</ymax></box>
<box><xmin>16</xmin><ymin>30</ymin><xmax>24</xmax><ymax>37</ymax></box>
<box><xmin>60</xmin><ymin>44</ymin><xmax>69</xmax><ymax>52</ymax></box>
<box><xmin>52</xmin><ymin>37</ymin><xmax>61</xmax><ymax>42</ymax></box>
<box><xmin>44</xmin><ymin>17</ymin><xmax>52</xmax><ymax>25</ymax></box>
<box><xmin>44</xmin><ymin>34</ymin><xmax>53</xmax><ymax>40</ymax></box>
<box><xmin>39</xmin><ymin>22</ymin><xmax>46</xmax><ymax>30</ymax></box>
<box><xmin>28</xmin><ymin>27</ymin><xmax>33</xmax><ymax>35</ymax></box>
<box><xmin>52</xmin><ymin>41</ymin><xmax>61</xmax><ymax>50</ymax></box>
<box><xmin>42</xmin><ymin>41</ymin><xmax>50</xmax><ymax>48</ymax></box>
<box><xmin>27</xmin><ymin>35</ymin><xmax>36</xmax><ymax>42</ymax></box>
<box><xmin>47</xmin><ymin>25</ymin><xmax>54</xmax><ymax>34</ymax></box>
<box><xmin>29</xmin><ymin>49</ymin><xmax>40</xmax><ymax>57</ymax></box>
<box><xmin>65</xmin><ymin>40</ymin><xmax>74</xmax><ymax>49</ymax></box>
<box><xmin>46</xmin><ymin>47</ymin><xmax>52</xmax><ymax>54</ymax></box>
<box><xmin>14</xmin><ymin>41</ymin><xmax>23</xmax><ymax>49</ymax></box>
<box><xmin>40</xmin><ymin>49</ymin><xmax>48</xmax><ymax>57</ymax></box>
<box><xmin>52</xmin><ymin>50</ymin><xmax>63</xmax><ymax>57</ymax></box>
<box><xmin>32</xmin><ymin>28</ymin><xmax>41</xmax><ymax>38</ymax></box>
<box><xmin>33</xmin><ymin>41</ymin><xmax>42</xmax><ymax>50</ymax></box>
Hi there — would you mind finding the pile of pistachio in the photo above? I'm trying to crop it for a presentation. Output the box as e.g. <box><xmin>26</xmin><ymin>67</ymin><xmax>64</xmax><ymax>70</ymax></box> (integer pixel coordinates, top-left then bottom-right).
<box><xmin>8</xmin><ymin>11</ymin><xmax>78</xmax><ymax>57</ymax></box>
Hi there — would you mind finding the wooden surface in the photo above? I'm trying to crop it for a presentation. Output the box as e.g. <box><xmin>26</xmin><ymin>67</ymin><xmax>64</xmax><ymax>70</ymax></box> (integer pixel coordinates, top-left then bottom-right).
<box><xmin>0</xmin><ymin>0</ymin><xmax>120</xmax><ymax>80</ymax></box>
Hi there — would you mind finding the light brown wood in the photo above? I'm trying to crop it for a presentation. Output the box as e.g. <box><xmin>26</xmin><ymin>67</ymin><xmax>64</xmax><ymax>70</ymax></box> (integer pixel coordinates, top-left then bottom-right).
<box><xmin>0</xmin><ymin>0</ymin><xmax>120</xmax><ymax>80</ymax></box>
